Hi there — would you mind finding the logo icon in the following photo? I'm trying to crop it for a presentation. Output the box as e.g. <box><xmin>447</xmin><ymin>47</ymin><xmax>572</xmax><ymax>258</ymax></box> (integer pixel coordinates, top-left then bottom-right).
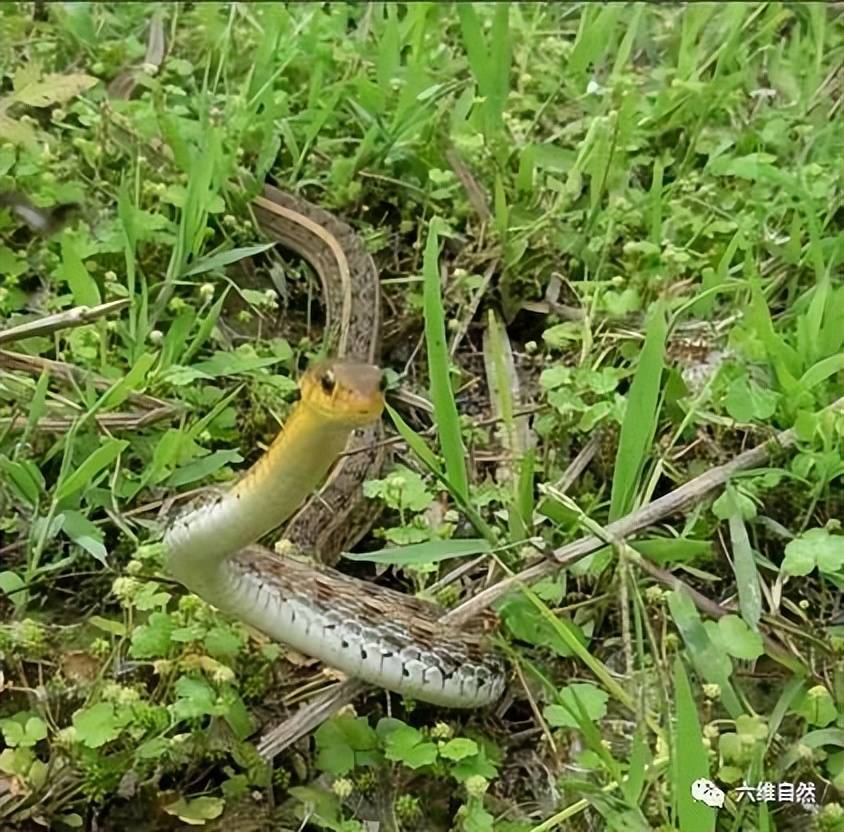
<box><xmin>691</xmin><ymin>778</ymin><xmax>726</xmax><ymax>809</ymax></box>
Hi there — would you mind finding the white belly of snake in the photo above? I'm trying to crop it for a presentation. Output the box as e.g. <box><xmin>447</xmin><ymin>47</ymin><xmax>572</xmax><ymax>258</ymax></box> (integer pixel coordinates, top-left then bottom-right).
<box><xmin>214</xmin><ymin>547</ymin><xmax>505</xmax><ymax>708</ymax></box>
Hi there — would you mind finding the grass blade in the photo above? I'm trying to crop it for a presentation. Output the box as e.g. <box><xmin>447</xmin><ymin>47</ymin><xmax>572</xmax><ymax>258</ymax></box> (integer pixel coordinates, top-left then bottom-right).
<box><xmin>515</xmin><ymin>579</ymin><xmax>637</xmax><ymax>714</ymax></box>
<box><xmin>385</xmin><ymin>401</ymin><xmax>442</xmax><ymax>476</ymax></box>
<box><xmin>181</xmin><ymin>242</ymin><xmax>276</xmax><ymax>277</ymax></box>
<box><xmin>609</xmin><ymin>301</ymin><xmax>667</xmax><ymax>520</ymax></box>
<box><xmin>483</xmin><ymin>309</ymin><xmax>531</xmax><ymax>542</ymax></box>
<box><xmin>344</xmin><ymin>539</ymin><xmax>491</xmax><ymax>566</ymax></box>
<box><xmin>422</xmin><ymin>222</ymin><xmax>469</xmax><ymax>503</ymax></box>
<box><xmin>725</xmin><ymin>487</ymin><xmax>762</xmax><ymax>630</ymax></box>
<box><xmin>386</xmin><ymin>402</ymin><xmax>496</xmax><ymax>543</ymax></box>
<box><xmin>55</xmin><ymin>438</ymin><xmax>129</xmax><ymax>501</ymax></box>
<box><xmin>672</xmin><ymin>657</ymin><xmax>716</xmax><ymax>832</ymax></box>
<box><xmin>666</xmin><ymin>589</ymin><xmax>743</xmax><ymax>718</ymax></box>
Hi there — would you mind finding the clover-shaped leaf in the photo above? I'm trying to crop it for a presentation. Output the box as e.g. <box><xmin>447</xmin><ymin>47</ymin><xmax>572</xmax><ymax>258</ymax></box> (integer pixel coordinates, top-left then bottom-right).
<box><xmin>383</xmin><ymin>724</ymin><xmax>438</xmax><ymax>769</ymax></box>
<box><xmin>73</xmin><ymin>703</ymin><xmax>120</xmax><ymax>748</ymax></box>
<box><xmin>782</xmin><ymin>528</ymin><xmax>844</xmax><ymax>577</ymax></box>
<box><xmin>544</xmin><ymin>682</ymin><xmax>609</xmax><ymax>729</ymax></box>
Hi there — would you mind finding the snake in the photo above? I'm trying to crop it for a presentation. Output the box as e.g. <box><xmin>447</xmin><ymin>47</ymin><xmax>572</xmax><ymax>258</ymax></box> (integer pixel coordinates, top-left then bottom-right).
<box><xmin>163</xmin><ymin>187</ymin><xmax>505</xmax><ymax>707</ymax></box>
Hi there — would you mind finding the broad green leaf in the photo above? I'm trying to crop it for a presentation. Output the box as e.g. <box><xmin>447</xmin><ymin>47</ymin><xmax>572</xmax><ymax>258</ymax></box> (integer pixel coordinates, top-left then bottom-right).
<box><xmin>673</xmin><ymin>658</ymin><xmax>716</xmax><ymax>832</ymax></box>
<box><xmin>712</xmin><ymin>486</ymin><xmax>756</xmax><ymax>521</ymax></box>
<box><xmin>610</xmin><ymin>301</ymin><xmax>666</xmax><ymax>519</ymax></box>
<box><xmin>363</xmin><ymin>465</ymin><xmax>434</xmax><ymax>512</ymax></box>
<box><xmin>724</xmin><ymin>375</ymin><xmax>778</xmax><ymax>422</ymax></box>
<box><xmin>171</xmin><ymin>675</ymin><xmax>219</xmax><ymax>719</ymax></box>
<box><xmin>0</xmin><ymin>714</ymin><xmax>46</xmax><ymax>748</ymax></box>
<box><xmin>171</xmin><ymin>624</ymin><xmax>205</xmax><ymax>643</ymax></box>
<box><xmin>0</xmin><ymin>113</ymin><xmax>37</xmax><ymax>149</ymax></box>
<box><xmin>383</xmin><ymin>724</ymin><xmax>438</xmax><ymax>769</ymax></box>
<box><xmin>129</xmin><ymin>611</ymin><xmax>173</xmax><ymax>658</ymax></box>
<box><xmin>422</xmin><ymin>223</ymin><xmax>469</xmax><ymax>502</ymax></box>
<box><xmin>344</xmin><ymin>538</ymin><xmax>491</xmax><ymax>565</ymax></box>
<box><xmin>58</xmin><ymin>233</ymin><xmax>100</xmax><ymax>307</ymax></box>
<box><xmin>717</xmin><ymin>615</ymin><xmax>764</xmax><ymax>660</ymax></box>
<box><xmin>23</xmin><ymin>717</ymin><xmax>47</xmax><ymax>746</ymax></box>
<box><xmin>95</xmin><ymin>352</ymin><xmax>156</xmax><ymax>414</ymax></box>
<box><xmin>795</xmin><ymin>686</ymin><xmax>837</xmax><ymax>728</ymax></box>
<box><xmin>73</xmin><ymin>703</ymin><xmax>120</xmax><ymax>748</ymax></box>
<box><xmin>166</xmin><ymin>450</ymin><xmax>242</xmax><ymax>487</ymax></box>
<box><xmin>13</xmin><ymin>73</ymin><xmax>98</xmax><ymax>107</ymax></box>
<box><xmin>288</xmin><ymin>786</ymin><xmax>342</xmax><ymax>827</ymax></box>
<box><xmin>542</xmin><ymin>321</ymin><xmax>584</xmax><ymax>347</ymax></box>
<box><xmin>164</xmin><ymin>797</ymin><xmax>224</xmax><ymax>825</ymax></box>
<box><xmin>667</xmin><ymin>590</ymin><xmax>742</xmax><ymax>719</ymax></box>
<box><xmin>314</xmin><ymin>737</ymin><xmax>353</xmax><ymax>776</ymax></box>
<box><xmin>0</xmin><ymin>244</ymin><xmax>27</xmax><ymax>277</ymax></box>
<box><xmin>799</xmin><ymin>354</ymin><xmax>844</xmax><ymax>393</ymax></box>
<box><xmin>133</xmin><ymin>582</ymin><xmax>171</xmax><ymax>611</ymax></box>
<box><xmin>61</xmin><ymin>510</ymin><xmax>107</xmax><ymax>566</ymax></box>
<box><xmin>162</xmin><ymin>365</ymin><xmax>212</xmax><ymax>386</ymax></box>
<box><xmin>499</xmin><ymin>595</ymin><xmax>581</xmax><ymax>658</ymax></box>
<box><xmin>0</xmin><ymin>747</ymin><xmax>35</xmax><ymax>777</ymax></box>
<box><xmin>725</xmin><ymin>488</ymin><xmax>762</xmax><ymax>630</ymax></box>
<box><xmin>544</xmin><ymin>682</ymin><xmax>609</xmax><ymax>729</ymax></box>
<box><xmin>55</xmin><ymin>439</ymin><xmax>128</xmax><ymax>501</ymax></box>
<box><xmin>0</xmin><ymin>720</ymin><xmax>24</xmax><ymax>747</ymax></box>
<box><xmin>798</xmin><ymin>729</ymin><xmax>844</xmax><ymax>750</ymax></box>
<box><xmin>0</xmin><ymin>571</ymin><xmax>25</xmax><ymax>599</ymax></box>
<box><xmin>190</xmin><ymin>349</ymin><xmax>286</xmax><ymax>378</ymax></box>
<box><xmin>708</xmin><ymin>153</ymin><xmax>778</xmax><ymax>180</ymax></box>
<box><xmin>181</xmin><ymin>242</ymin><xmax>276</xmax><ymax>277</ymax></box>
<box><xmin>315</xmin><ymin>716</ymin><xmax>378</xmax><ymax>775</ymax></box>
<box><xmin>509</xmin><ymin>582</ymin><xmax>635</xmax><ymax>712</ymax></box>
<box><xmin>88</xmin><ymin>615</ymin><xmax>126</xmax><ymax>637</ymax></box>
<box><xmin>439</xmin><ymin>738</ymin><xmax>479</xmax><ymax>761</ymax></box>
<box><xmin>0</xmin><ymin>455</ymin><xmax>43</xmax><ymax>505</ymax></box>
<box><xmin>783</xmin><ymin>528</ymin><xmax>844</xmax><ymax>576</ymax></box>
<box><xmin>204</xmin><ymin>626</ymin><xmax>245</xmax><ymax>659</ymax></box>
<box><xmin>135</xmin><ymin>736</ymin><xmax>169</xmax><ymax>761</ymax></box>
<box><xmin>451</xmin><ymin>745</ymin><xmax>500</xmax><ymax>782</ymax></box>
<box><xmin>222</xmin><ymin>690</ymin><xmax>253</xmax><ymax>740</ymax></box>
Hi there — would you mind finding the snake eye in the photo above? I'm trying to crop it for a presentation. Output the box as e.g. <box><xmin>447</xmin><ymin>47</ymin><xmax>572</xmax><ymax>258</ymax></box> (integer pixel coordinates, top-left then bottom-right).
<box><xmin>320</xmin><ymin>369</ymin><xmax>336</xmax><ymax>394</ymax></box>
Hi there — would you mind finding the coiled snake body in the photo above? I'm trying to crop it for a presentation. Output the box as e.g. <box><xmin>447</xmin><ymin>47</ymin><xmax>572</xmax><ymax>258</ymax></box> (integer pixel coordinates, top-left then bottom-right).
<box><xmin>164</xmin><ymin>187</ymin><xmax>504</xmax><ymax>707</ymax></box>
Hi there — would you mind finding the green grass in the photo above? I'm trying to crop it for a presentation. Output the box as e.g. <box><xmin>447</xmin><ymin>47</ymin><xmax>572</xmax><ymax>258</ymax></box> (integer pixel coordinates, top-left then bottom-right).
<box><xmin>1</xmin><ymin>3</ymin><xmax>843</xmax><ymax>830</ymax></box>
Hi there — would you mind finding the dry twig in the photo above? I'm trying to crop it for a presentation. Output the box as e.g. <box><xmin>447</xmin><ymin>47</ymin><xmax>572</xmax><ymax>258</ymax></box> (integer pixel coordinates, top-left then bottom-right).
<box><xmin>0</xmin><ymin>300</ymin><xmax>130</xmax><ymax>346</ymax></box>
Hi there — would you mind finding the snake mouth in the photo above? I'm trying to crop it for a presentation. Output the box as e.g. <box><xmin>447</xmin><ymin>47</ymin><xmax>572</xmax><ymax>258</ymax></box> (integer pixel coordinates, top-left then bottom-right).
<box><xmin>301</xmin><ymin>360</ymin><xmax>385</xmax><ymax>426</ymax></box>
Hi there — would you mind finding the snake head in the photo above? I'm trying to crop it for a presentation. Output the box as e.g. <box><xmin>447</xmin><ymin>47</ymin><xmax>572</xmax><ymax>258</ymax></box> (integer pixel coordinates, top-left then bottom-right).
<box><xmin>301</xmin><ymin>360</ymin><xmax>385</xmax><ymax>426</ymax></box>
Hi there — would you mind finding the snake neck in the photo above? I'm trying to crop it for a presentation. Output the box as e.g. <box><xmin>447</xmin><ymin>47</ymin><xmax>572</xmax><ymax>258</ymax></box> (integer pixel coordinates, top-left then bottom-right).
<box><xmin>164</xmin><ymin>401</ymin><xmax>353</xmax><ymax>595</ymax></box>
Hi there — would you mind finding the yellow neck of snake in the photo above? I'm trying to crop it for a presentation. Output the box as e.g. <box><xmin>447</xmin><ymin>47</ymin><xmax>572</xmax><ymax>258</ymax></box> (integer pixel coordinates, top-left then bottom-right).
<box><xmin>164</xmin><ymin>361</ymin><xmax>384</xmax><ymax>594</ymax></box>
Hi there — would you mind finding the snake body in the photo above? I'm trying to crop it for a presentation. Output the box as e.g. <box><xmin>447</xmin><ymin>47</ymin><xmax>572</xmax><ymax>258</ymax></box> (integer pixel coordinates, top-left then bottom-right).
<box><xmin>164</xmin><ymin>189</ymin><xmax>505</xmax><ymax>707</ymax></box>
<box><xmin>252</xmin><ymin>187</ymin><xmax>384</xmax><ymax>563</ymax></box>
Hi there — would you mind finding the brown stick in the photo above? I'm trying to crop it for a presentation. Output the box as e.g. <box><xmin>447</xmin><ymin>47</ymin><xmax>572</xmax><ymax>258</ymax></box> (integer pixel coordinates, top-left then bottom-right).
<box><xmin>0</xmin><ymin>349</ymin><xmax>170</xmax><ymax>414</ymax></box>
<box><xmin>0</xmin><ymin>406</ymin><xmax>175</xmax><ymax>433</ymax></box>
<box><xmin>448</xmin><ymin>403</ymin><xmax>844</xmax><ymax>624</ymax></box>
<box><xmin>0</xmin><ymin>299</ymin><xmax>130</xmax><ymax>346</ymax></box>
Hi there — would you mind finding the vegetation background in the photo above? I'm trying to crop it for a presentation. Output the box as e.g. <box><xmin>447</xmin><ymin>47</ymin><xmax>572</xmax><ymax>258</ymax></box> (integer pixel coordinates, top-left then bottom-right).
<box><xmin>0</xmin><ymin>2</ymin><xmax>842</xmax><ymax>830</ymax></box>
